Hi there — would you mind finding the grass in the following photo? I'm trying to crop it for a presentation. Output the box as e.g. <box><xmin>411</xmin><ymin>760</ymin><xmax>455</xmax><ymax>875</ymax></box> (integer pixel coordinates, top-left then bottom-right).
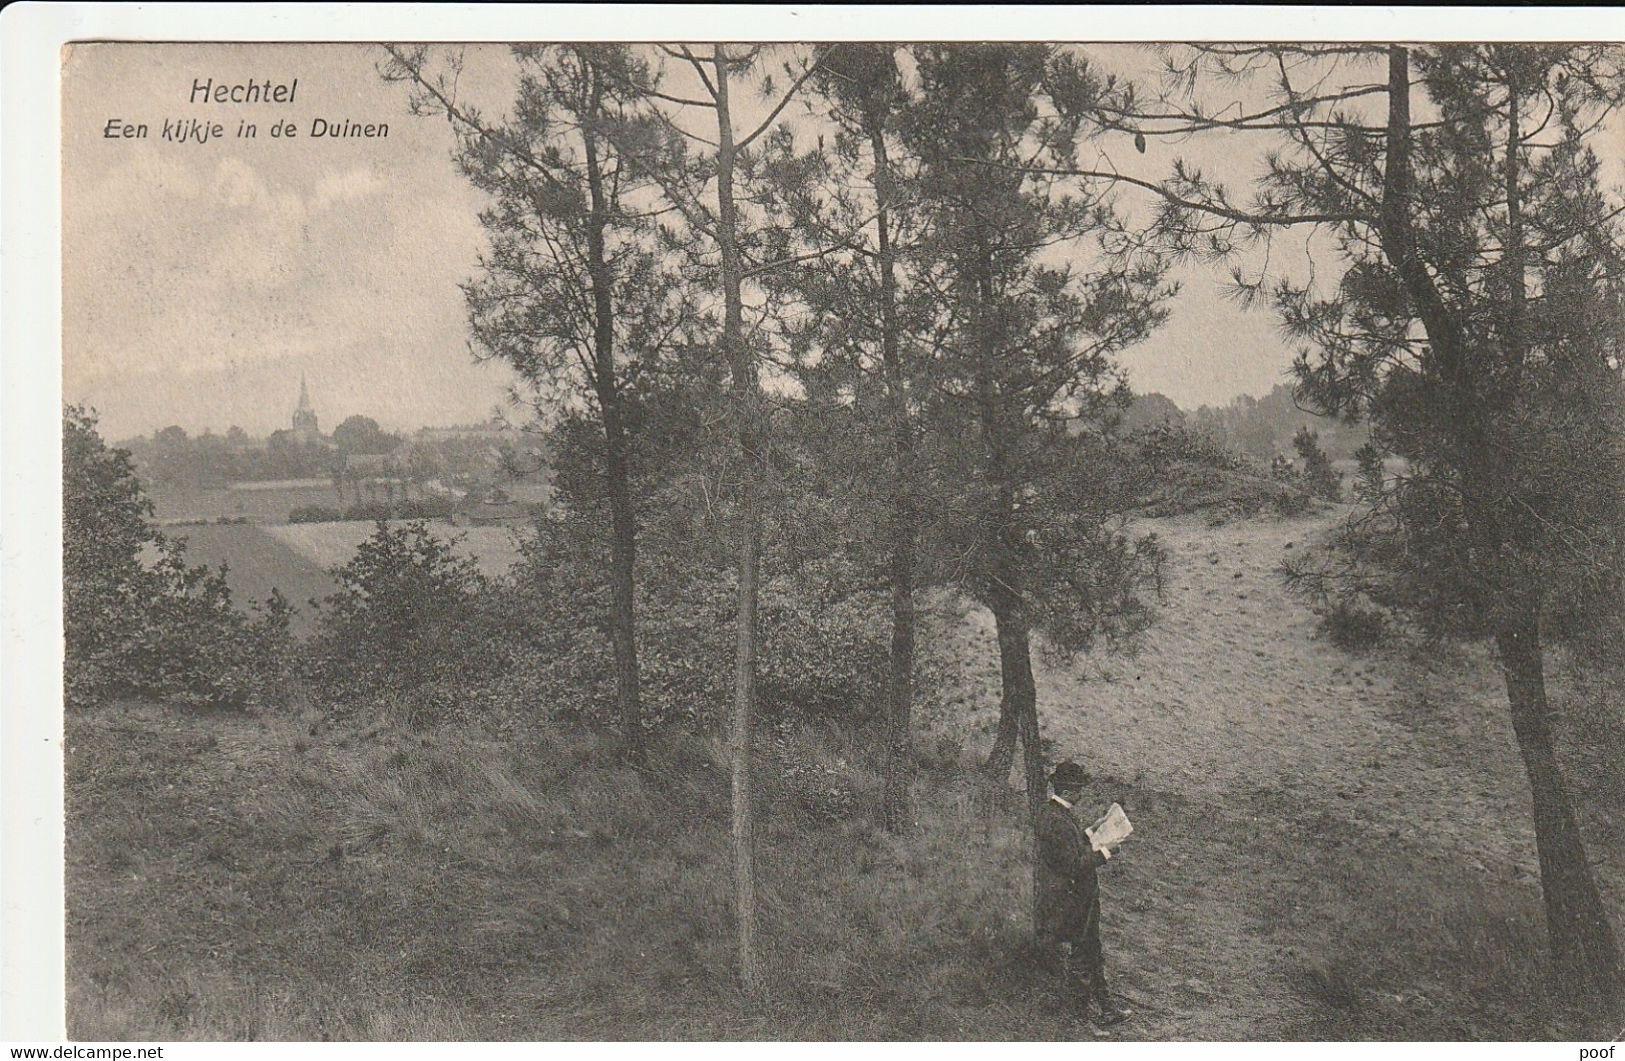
<box><xmin>64</xmin><ymin>699</ymin><xmax>1124</xmax><ymax>1040</ymax></box>
<box><xmin>65</xmin><ymin>699</ymin><xmax>1622</xmax><ymax>1040</ymax></box>
<box><xmin>67</xmin><ymin>510</ymin><xmax>1625</xmax><ymax>1040</ymax></box>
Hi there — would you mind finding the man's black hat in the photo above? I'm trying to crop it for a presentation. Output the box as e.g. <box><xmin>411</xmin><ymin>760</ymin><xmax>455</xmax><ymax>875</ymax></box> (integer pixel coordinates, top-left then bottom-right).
<box><xmin>1050</xmin><ymin>761</ymin><xmax>1089</xmax><ymax>788</ymax></box>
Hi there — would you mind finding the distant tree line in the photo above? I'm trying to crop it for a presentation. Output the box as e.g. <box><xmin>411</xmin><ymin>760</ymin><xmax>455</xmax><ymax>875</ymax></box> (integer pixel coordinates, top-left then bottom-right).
<box><xmin>1120</xmin><ymin>384</ymin><xmax>1372</xmax><ymax>463</ymax></box>
<box><xmin>121</xmin><ymin>424</ymin><xmax>336</xmax><ymax>485</ymax></box>
<box><xmin>121</xmin><ymin>415</ymin><xmax>548</xmax><ymax>500</ymax></box>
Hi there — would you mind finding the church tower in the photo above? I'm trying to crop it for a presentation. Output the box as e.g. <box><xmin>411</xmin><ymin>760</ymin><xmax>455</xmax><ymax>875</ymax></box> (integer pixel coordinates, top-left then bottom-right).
<box><xmin>292</xmin><ymin>372</ymin><xmax>320</xmax><ymax>444</ymax></box>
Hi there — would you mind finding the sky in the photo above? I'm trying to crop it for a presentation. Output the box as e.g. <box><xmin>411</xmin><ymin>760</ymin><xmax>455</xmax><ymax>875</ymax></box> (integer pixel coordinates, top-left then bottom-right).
<box><xmin>60</xmin><ymin>43</ymin><xmax>1622</xmax><ymax>441</ymax></box>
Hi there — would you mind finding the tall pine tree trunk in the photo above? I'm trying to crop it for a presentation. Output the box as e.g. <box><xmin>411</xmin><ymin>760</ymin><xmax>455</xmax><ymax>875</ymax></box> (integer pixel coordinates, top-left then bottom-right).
<box><xmin>969</xmin><ymin>231</ymin><xmax>1049</xmax><ymax>929</ymax></box>
<box><xmin>984</xmin><ymin>692</ymin><xmax>1019</xmax><ymax>784</ymax></box>
<box><xmin>601</xmin><ymin>401</ymin><xmax>643</xmax><ymax>763</ymax></box>
<box><xmin>883</xmin><ymin>504</ymin><xmax>917</xmax><ymax>829</ymax></box>
<box><xmin>972</xmin><ymin>245</ymin><xmax>1023</xmax><ymax>793</ymax></box>
<box><xmin>869</xmin><ymin>116</ymin><xmax>917</xmax><ymax>832</ymax></box>
<box><xmin>1383</xmin><ymin>46</ymin><xmax>1622</xmax><ymax>1011</ymax></box>
<box><xmin>714</xmin><ymin>46</ymin><xmax>764</xmax><ymax>994</ymax></box>
<box><xmin>583</xmin><ymin>69</ymin><xmax>644</xmax><ymax>766</ymax></box>
<box><xmin>1497</xmin><ymin>613</ymin><xmax>1623</xmax><ymax>1010</ymax></box>
<box><xmin>990</xmin><ymin>596</ymin><xmax>1046</xmax><ymax>929</ymax></box>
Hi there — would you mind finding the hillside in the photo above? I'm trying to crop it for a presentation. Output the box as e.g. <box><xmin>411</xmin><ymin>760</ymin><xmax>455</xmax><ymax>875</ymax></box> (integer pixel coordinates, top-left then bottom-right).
<box><xmin>67</xmin><ymin>509</ymin><xmax>1625</xmax><ymax>1040</ymax></box>
<box><xmin>164</xmin><ymin>521</ymin><xmax>527</xmax><ymax>637</ymax></box>
<box><xmin>924</xmin><ymin>511</ymin><xmax>1625</xmax><ymax>1037</ymax></box>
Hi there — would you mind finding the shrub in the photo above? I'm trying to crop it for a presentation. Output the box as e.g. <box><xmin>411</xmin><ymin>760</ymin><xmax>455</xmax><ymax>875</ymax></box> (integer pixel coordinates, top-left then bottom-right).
<box><xmin>1323</xmin><ymin>596</ymin><xmax>1386</xmax><ymax>650</ymax></box>
<box><xmin>64</xmin><ymin>406</ymin><xmax>289</xmax><ymax>709</ymax></box>
<box><xmin>288</xmin><ymin>504</ymin><xmax>344</xmax><ymax>524</ymax></box>
<box><xmin>1118</xmin><ymin>421</ymin><xmax>1317</xmax><ymax>517</ymax></box>
<box><xmin>347</xmin><ymin>496</ymin><xmax>458</xmax><ymax>521</ymax></box>
<box><xmin>1139</xmin><ymin>462</ymin><xmax>1312</xmax><ymax>519</ymax></box>
<box><xmin>307</xmin><ymin>521</ymin><xmax>493</xmax><ymax>713</ymax></box>
<box><xmin>290</xmin><ymin>497</ymin><xmax>458</xmax><ymax>524</ymax></box>
<box><xmin>495</xmin><ymin>520</ymin><xmax>892</xmax><ymax>732</ymax></box>
<box><xmin>1293</xmin><ymin>426</ymin><xmax>1343</xmax><ymax>502</ymax></box>
<box><xmin>1129</xmin><ymin>422</ymin><xmax>1241</xmax><ymax>475</ymax></box>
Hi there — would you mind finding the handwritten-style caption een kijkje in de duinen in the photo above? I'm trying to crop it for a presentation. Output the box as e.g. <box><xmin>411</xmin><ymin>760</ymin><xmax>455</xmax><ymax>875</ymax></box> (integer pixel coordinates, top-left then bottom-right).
<box><xmin>101</xmin><ymin>79</ymin><xmax>388</xmax><ymax>144</ymax></box>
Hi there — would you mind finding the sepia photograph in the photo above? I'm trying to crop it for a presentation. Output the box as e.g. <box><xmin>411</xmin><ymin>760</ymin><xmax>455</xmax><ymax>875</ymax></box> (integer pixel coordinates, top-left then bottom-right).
<box><xmin>12</xmin><ymin>5</ymin><xmax>1625</xmax><ymax>1044</ymax></box>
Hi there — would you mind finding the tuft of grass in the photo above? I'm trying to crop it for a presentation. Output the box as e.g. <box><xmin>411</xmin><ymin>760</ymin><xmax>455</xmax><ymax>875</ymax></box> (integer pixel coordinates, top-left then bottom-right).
<box><xmin>1322</xmin><ymin>597</ymin><xmax>1386</xmax><ymax>650</ymax></box>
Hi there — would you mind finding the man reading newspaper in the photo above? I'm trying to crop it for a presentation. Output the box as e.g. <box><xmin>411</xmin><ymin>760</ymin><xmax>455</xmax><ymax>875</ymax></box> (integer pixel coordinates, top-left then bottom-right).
<box><xmin>1036</xmin><ymin>760</ymin><xmax>1133</xmax><ymax>1028</ymax></box>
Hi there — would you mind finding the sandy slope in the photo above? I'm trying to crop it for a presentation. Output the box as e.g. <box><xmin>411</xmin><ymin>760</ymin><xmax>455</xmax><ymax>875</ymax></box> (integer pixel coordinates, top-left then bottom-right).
<box><xmin>923</xmin><ymin>509</ymin><xmax>1623</xmax><ymax>1038</ymax></box>
<box><xmin>264</xmin><ymin>520</ymin><xmax>525</xmax><ymax>578</ymax></box>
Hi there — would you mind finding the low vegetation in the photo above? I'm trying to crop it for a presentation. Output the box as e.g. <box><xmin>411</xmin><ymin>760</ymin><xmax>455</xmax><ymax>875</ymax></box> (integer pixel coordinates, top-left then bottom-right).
<box><xmin>66</xmin><ymin>592</ymin><xmax>1624</xmax><ymax>1041</ymax></box>
<box><xmin>1124</xmin><ymin>423</ymin><xmax>1317</xmax><ymax>519</ymax></box>
<box><xmin>65</xmin><ymin>400</ymin><xmax>1625</xmax><ymax>1039</ymax></box>
<box><xmin>1321</xmin><ymin>596</ymin><xmax>1388</xmax><ymax>651</ymax></box>
<box><xmin>64</xmin><ymin>407</ymin><xmax>294</xmax><ymax>710</ymax></box>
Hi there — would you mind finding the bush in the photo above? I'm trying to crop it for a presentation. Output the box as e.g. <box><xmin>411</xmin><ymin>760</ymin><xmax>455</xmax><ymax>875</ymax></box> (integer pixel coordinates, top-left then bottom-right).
<box><xmin>308</xmin><ymin>521</ymin><xmax>493</xmax><ymax>714</ymax></box>
<box><xmin>1139</xmin><ymin>462</ymin><xmax>1312</xmax><ymax>519</ymax></box>
<box><xmin>288</xmin><ymin>504</ymin><xmax>344</xmax><ymax>524</ymax></box>
<box><xmin>1323</xmin><ymin>596</ymin><xmax>1386</xmax><ymax>650</ymax></box>
<box><xmin>1129</xmin><ymin>422</ymin><xmax>1242</xmax><ymax>475</ymax></box>
<box><xmin>1121</xmin><ymin>422</ymin><xmax>1315</xmax><ymax>518</ymax></box>
<box><xmin>492</xmin><ymin>519</ymin><xmax>892</xmax><ymax>732</ymax></box>
<box><xmin>64</xmin><ymin>406</ymin><xmax>290</xmax><ymax>709</ymax></box>
<box><xmin>350</xmin><ymin>496</ymin><xmax>458</xmax><ymax>521</ymax></box>
<box><xmin>1293</xmin><ymin>426</ymin><xmax>1343</xmax><ymax>502</ymax></box>
<box><xmin>319</xmin><ymin>501</ymin><xmax>895</xmax><ymax>734</ymax></box>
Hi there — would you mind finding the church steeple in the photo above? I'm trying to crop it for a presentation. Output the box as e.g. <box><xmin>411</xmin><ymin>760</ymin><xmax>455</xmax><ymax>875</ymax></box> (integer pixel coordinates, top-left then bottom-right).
<box><xmin>292</xmin><ymin>371</ymin><xmax>320</xmax><ymax>443</ymax></box>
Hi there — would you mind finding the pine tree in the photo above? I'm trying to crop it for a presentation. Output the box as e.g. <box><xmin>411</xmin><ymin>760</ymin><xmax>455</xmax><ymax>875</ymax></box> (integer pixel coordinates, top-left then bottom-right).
<box><xmin>382</xmin><ymin>44</ymin><xmax>689</xmax><ymax>764</ymax></box>
<box><xmin>756</xmin><ymin>43</ymin><xmax>932</xmax><ymax>831</ymax></box>
<box><xmin>604</xmin><ymin>42</ymin><xmax>831</xmax><ymax>992</ymax></box>
<box><xmin>904</xmin><ymin>44</ymin><xmax>1173</xmax><ymax>929</ymax></box>
<box><xmin>1060</xmin><ymin>42</ymin><xmax>1625</xmax><ymax>1010</ymax></box>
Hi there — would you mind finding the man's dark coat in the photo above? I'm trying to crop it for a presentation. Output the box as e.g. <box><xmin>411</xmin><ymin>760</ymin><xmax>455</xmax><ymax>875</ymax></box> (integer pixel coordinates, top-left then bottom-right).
<box><xmin>1036</xmin><ymin>796</ymin><xmax>1108</xmax><ymax>945</ymax></box>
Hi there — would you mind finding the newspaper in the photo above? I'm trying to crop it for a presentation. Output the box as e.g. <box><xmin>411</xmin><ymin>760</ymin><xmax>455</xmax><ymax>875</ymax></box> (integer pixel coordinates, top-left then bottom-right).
<box><xmin>1086</xmin><ymin>803</ymin><xmax>1133</xmax><ymax>851</ymax></box>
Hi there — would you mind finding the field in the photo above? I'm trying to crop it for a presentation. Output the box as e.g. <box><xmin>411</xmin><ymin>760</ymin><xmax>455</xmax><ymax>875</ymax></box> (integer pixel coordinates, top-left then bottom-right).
<box><xmin>68</xmin><ymin>509</ymin><xmax>1625</xmax><ymax>1040</ymax></box>
<box><xmin>146</xmin><ymin>482</ymin><xmax>340</xmax><ymax>525</ymax></box>
<box><xmin>263</xmin><ymin>521</ymin><xmax>526</xmax><ymax>579</ymax></box>
<box><xmin>166</xmin><ymin>521</ymin><xmax>527</xmax><ymax>636</ymax></box>
<box><xmin>165</xmin><ymin>524</ymin><xmax>339</xmax><ymax>633</ymax></box>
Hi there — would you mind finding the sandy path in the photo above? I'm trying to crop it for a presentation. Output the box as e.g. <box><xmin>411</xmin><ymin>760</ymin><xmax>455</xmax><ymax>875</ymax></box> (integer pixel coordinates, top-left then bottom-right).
<box><xmin>926</xmin><ymin>510</ymin><xmax>1555</xmax><ymax>1037</ymax></box>
<box><xmin>1034</xmin><ymin>514</ymin><xmax>1534</xmax><ymax>868</ymax></box>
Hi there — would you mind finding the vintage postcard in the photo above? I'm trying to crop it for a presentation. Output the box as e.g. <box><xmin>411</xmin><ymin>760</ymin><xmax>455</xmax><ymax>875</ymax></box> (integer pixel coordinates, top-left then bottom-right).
<box><xmin>13</xmin><ymin>4</ymin><xmax>1625</xmax><ymax>1045</ymax></box>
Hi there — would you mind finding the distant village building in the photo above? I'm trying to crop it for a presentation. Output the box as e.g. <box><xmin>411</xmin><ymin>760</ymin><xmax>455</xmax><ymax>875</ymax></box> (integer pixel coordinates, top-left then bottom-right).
<box><xmin>291</xmin><ymin>372</ymin><xmax>322</xmax><ymax>445</ymax></box>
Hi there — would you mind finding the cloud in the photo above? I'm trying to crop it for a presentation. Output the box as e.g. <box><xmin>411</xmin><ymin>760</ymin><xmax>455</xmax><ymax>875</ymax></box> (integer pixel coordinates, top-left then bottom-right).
<box><xmin>62</xmin><ymin>48</ymin><xmax>495</xmax><ymax>440</ymax></box>
<box><xmin>312</xmin><ymin>165</ymin><xmax>385</xmax><ymax>210</ymax></box>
